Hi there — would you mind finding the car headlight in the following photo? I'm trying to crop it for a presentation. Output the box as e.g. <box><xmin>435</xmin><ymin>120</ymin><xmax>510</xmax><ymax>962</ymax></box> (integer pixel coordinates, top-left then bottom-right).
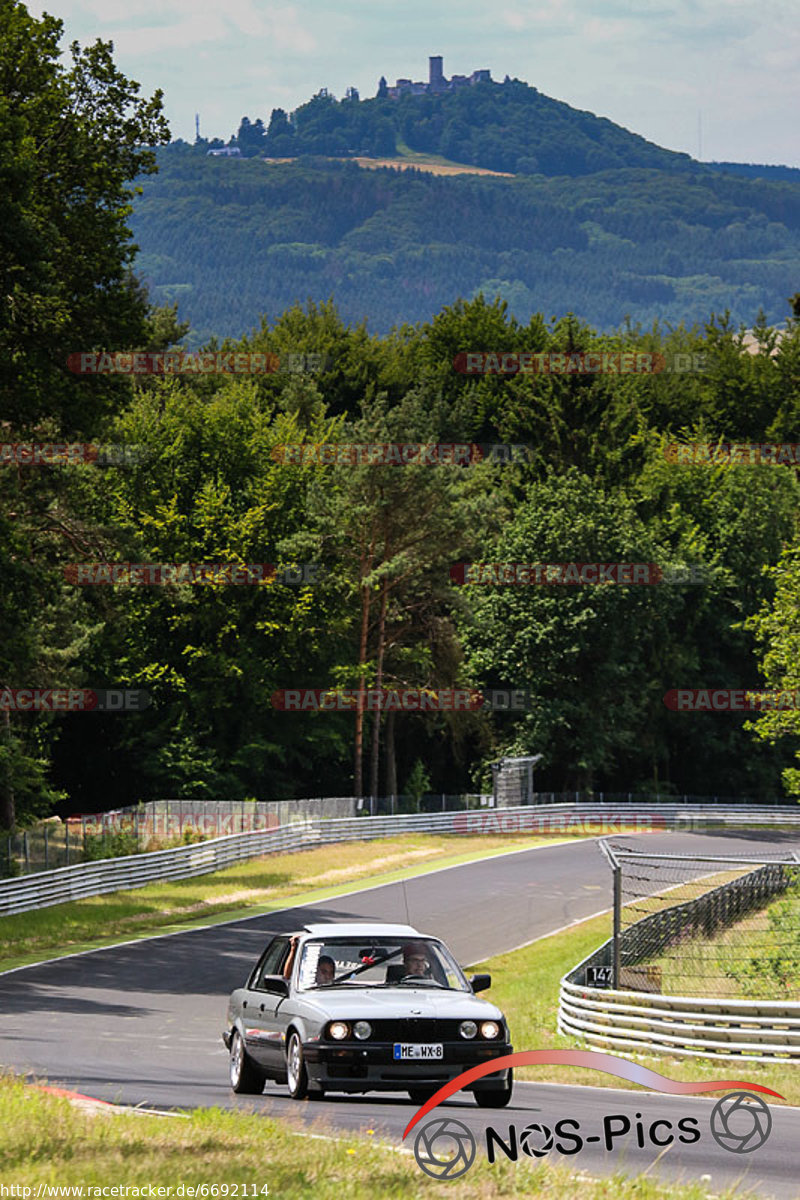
<box><xmin>353</xmin><ymin>1021</ymin><xmax>372</xmax><ymax>1040</ymax></box>
<box><xmin>459</xmin><ymin>1020</ymin><xmax>478</xmax><ymax>1039</ymax></box>
<box><xmin>328</xmin><ymin>1021</ymin><xmax>350</xmax><ymax>1040</ymax></box>
<box><xmin>480</xmin><ymin>1020</ymin><xmax>501</xmax><ymax>1039</ymax></box>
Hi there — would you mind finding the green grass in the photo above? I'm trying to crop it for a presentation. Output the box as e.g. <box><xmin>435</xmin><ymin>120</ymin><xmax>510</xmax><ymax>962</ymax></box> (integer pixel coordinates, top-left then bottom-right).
<box><xmin>0</xmin><ymin>1073</ymin><xmax>750</xmax><ymax>1199</ymax></box>
<box><xmin>475</xmin><ymin>914</ymin><xmax>800</xmax><ymax>1106</ymax></box>
<box><xmin>0</xmin><ymin>832</ymin><xmax>596</xmax><ymax>973</ymax></box>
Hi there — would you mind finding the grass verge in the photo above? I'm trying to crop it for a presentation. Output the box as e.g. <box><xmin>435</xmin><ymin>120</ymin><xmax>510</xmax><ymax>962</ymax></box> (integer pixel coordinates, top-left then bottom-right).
<box><xmin>0</xmin><ymin>832</ymin><xmax>594</xmax><ymax>973</ymax></box>
<box><xmin>476</xmin><ymin>913</ymin><xmax>800</xmax><ymax>1106</ymax></box>
<box><xmin>0</xmin><ymin>1073</ymin><xmax>748</xmax><ymax>1199</ymax></box>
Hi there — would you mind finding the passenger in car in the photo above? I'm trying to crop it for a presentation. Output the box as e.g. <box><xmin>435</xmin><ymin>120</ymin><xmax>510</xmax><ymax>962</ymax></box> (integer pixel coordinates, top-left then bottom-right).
<box><xmin>283</xmin><ymin>934</ymin><xmax>300</xmax><ymax>978</ymax></box>
<box><xmin>315</xmin><ymin>955</ymin><xmax>336</xmax><ymax>984</ymax></box>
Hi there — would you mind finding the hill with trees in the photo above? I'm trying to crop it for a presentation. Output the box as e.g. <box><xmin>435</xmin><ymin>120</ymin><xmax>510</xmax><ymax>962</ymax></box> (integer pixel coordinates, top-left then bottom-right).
<box><xmin>131</xmin><ymin>150</ymin><xmax>800</xmax><ymax>343</ymax></box>
<box><xmin>221</xmin><ymin>77</ymin><xmax>700</xmax><ymax>178</ymax></box>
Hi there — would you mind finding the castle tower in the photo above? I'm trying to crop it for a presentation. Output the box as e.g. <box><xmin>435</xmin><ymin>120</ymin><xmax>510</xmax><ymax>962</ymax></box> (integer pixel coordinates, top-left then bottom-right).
<box><xmin>429</xmin><ymin>55</ymin><xmax>445</xmax><ymax>90</ymax></box>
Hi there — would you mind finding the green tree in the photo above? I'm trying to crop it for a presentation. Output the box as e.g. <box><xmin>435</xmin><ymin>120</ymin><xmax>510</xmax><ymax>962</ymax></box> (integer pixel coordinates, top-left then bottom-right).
<box><xmin>0</xmin><ymin>0</ymin><xmax>169</xmax><ymax>431</ymax></box>
<box><xmin>0</xmin><ymin>1</ymin><xmax>168</xmax><ymax>826</ymax></box>
<box><xmin>746</xmin><ymin>541</ymin><xmax>800</xmax><ymax>797</ymax></box>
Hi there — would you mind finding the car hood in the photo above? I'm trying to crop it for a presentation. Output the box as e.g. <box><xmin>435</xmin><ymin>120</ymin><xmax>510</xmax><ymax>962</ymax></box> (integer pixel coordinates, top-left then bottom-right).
<box><xmin>298</xmin><ymin>988</ymin><xmax>505</xmax><ymax>1022</ymax></box>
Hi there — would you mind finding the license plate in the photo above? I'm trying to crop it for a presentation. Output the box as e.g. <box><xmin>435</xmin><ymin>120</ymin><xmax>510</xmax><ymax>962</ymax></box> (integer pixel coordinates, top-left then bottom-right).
<box><xmin>393</xmin><ymin>1043</ymin><xmax>443</xmax><ymax>1060</ymax></box>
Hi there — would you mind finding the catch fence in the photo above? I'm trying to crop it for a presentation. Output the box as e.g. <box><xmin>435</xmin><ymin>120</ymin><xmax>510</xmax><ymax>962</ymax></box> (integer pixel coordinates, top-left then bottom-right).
<box><xmin>603</xmin><ymin>843</ymin><xmax>800</xmax><ymax>998</ymax></box>
<box><xmin>560</xmin><ymin>841</ymin><xmax>800</xmax><ymax>1061</ymax></box>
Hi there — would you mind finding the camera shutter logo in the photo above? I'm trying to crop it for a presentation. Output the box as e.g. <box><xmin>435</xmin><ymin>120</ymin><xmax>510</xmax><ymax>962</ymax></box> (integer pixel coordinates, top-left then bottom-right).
<box><xmin>710</xmin><ymin>1092</ymin><xmax>772</xmax><ymax>1153</ymax></box>
<box><xmin>519</xmin><ymin>1122</ymin><xmax>554</xmax><ymax>1157</ymax></box>
<box><xmin>413</xmin><ymin>1118</ymin><xmax>476</xmax><ymax>1180</ymax></box>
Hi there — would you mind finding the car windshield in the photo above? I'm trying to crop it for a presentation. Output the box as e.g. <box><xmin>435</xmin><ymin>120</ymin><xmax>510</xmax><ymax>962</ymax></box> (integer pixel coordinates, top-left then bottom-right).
<box><xmin>297</xmin><ymin>936</ymin><xmax>470</xmax><ymax>992</ymax></box>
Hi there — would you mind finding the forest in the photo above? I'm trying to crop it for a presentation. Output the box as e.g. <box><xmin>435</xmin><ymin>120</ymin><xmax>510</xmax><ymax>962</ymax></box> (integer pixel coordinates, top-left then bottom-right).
<box><xmin>3</xmin><ymin>0</ymin><xmax>800</xmax><ymax>832</ymax></box>
<box><xmin>132</xmin><ymin>151</ymin><xmax>800</xmax><ymax>342</ymax></box>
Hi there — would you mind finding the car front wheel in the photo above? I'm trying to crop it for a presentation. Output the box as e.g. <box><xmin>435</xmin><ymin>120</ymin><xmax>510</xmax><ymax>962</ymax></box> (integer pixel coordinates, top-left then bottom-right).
<box><xmin>474</xmin><ymin>1070</ymin><xmax>513</xmax><ymax>1108</ymax></box>
<box><xmin>286</xmin><ymin>1031</ymin><xmax>312</xmax><ymax>1100</ymax></box>
<box><xmin>230</xmin><ymin>1030</ymin><xmax>266</xmax><ymax>1095</ymax></box>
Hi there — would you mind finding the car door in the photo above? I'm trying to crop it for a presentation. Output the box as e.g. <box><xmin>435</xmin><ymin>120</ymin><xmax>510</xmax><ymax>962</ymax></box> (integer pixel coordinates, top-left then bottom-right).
<box><xmin>242</xmin><ymin>936</ymin><xmax>291</xmax><ymax>1069</ymax></box>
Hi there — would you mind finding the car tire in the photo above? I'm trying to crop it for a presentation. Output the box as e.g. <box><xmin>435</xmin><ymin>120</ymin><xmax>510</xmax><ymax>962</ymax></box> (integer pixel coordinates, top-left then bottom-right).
<box><xmin>474</xmin><ymin>1070</ymin><xmax>513</xmax><ymax>1108</ymax></box>
<box><xmin>229</xmin><ymin>1030</ymin><xmax>266</xmax><ymax>1095</ymax></box>
<box><xmin>408</xmin><ymin>1086</ymin><xmax>440</xmax><ymax>1105</ymax></box>
<box><xmin>285</xmin><ymin>1031</ymin><xmax>311</xmax><ymax>1100</ymax></box>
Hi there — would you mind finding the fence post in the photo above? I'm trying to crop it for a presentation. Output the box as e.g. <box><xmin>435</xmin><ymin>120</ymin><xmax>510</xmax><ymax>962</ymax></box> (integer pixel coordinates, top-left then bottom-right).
<box><xmin>65</xmin><ymin>823</ymin><xmax>70</xmax><ymax>867</ymax></box>
<box><xmin>613</xmin><ymin>864</ymin><xmax>622</xmax><ymax>989</ymax></box>
<box><xmin>23</xmin><ymin>830</ymin><xmax>29</xmax><ymax>871</ymax></box>
<box><xmin>44</xmin><ymin>826</ymin><xmax>49</xmax><ymax>870</ymax></box>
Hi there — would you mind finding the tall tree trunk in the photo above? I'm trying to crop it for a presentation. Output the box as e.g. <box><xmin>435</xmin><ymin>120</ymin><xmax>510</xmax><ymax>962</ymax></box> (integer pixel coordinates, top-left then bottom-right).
<box><xmin>0</xmin><ymin>708</ymin><xmax>15</xmax><ymax>830</ymax></box>
<box><xmin>354</xmin><ymin>579</ymin><xmax>371</xmax><ymax>798</ymax></box>
<box><xmin>369</xmin><ymin>577</ymin><xmax>389</xmax><ymax>800</ymax></box>
<box><xmin>385</xmin><ymin>708</ymin><xmax>397</xmax><ymax>798</ymax></box>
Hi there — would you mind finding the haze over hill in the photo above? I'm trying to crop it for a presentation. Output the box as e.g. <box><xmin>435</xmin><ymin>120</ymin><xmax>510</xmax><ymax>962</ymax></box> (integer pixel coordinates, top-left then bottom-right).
<box><xmin>131</xmin><ymin>71</ymin><xmax>800</xmax><ymax>343</ymax></box>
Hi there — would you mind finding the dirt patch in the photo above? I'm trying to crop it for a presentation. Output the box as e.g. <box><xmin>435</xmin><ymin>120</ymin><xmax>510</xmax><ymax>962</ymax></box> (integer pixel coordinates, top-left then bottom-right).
<box><xmin>264</xmin><ymin>156</ymin><xmax>514</xmax><ymax>178</ymax></box>
<box><xmin>300</xmin><ymin>847</ymin><xmax>439</xmax><ymax>885</ymax></box>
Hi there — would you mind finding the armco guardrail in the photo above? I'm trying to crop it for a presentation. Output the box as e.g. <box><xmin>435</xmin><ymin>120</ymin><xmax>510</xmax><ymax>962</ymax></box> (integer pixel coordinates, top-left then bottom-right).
<box><xmin>559</xmin><ymin>955</ymin><xmax>800</xmax><ymax>1062</ymax></box>
<box><xmin>1</xmin><ymin>802</ymin><xmax>799</xmax><ymax>918</ymax></box>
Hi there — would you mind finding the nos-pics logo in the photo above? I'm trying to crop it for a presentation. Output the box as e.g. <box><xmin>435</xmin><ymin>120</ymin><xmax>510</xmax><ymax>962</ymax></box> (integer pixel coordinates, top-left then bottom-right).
<box><xmin>404</xmin><ymin>1051</ymin><xmax>782</xmax><ymax>1181</ymax></box>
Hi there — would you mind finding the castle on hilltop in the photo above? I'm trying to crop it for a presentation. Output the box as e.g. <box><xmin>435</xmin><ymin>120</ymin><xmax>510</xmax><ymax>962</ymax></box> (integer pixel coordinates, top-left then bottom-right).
<box><xmin>380</xmin><ymin>56</ymin><xmax>492</xmax><ymax>99</ymax></box>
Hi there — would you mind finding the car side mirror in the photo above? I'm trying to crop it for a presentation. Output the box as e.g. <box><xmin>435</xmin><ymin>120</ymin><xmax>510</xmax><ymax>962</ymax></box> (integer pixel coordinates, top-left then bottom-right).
<box><xmin>259</xmin><ymin>974</ymin><xmax>290</xmax><ymax>996</ymax></box>
<box><xmin>469</xmin><ymin>973</ymin><xmax>491</xmax><ymax>993</ymax></box>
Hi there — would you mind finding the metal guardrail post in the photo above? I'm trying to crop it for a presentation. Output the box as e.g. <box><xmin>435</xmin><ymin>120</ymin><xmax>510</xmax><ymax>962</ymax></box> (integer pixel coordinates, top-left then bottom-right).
<box><xmin>612</xmin><ymin>864</ymin><xmax>622</xmax><ymax>989</ymax></box>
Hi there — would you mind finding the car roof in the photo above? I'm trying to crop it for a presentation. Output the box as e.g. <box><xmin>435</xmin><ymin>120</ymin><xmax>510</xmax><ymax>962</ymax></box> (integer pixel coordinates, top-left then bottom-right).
<box><xmin>300</xmin><ymin>922</ymin><xmax>423</xmax><ymax>938</ymax></box>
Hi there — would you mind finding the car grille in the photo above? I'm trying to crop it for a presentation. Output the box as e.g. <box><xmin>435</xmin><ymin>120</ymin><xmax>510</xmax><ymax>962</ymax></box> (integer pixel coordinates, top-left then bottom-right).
<box><xmin>366</xmin><ymin>1019</ymin><xmax>468</xmax><ymax>1041</ymax></box>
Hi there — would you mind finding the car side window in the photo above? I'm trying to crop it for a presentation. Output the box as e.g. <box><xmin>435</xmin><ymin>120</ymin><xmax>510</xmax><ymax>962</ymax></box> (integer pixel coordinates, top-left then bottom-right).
<box><xmin>252</xmin><ymin>937</ymin><xmax>290</xmax><ymax>989</ymax></box>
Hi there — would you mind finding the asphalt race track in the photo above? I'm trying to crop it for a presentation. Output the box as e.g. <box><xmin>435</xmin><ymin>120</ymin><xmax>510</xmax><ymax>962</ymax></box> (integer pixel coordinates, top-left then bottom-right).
<box><xmin>1</xmin><ymin>831</ymin><xmax>799</xmax><ymax>1197</ymax></box>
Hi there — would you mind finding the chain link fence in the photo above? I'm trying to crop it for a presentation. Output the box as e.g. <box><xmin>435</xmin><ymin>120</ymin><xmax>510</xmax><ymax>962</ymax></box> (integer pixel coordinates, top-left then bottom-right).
<box><xmin>0</xmin><ymin>795</ymin><xmax>494</xmax><ymax>876</ymax></box>
<box><xmin>602</xmin><ymin>842</ymin><xmax>800</xmax><ymax>999</ymax></box>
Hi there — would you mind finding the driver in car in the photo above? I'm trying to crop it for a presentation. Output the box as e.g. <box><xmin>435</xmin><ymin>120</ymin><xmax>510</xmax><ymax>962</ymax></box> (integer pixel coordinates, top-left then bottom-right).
<box><xmin>402</xmin><ymin>942</ymin><xmax>433</xmax><ymax>978</ymax></box>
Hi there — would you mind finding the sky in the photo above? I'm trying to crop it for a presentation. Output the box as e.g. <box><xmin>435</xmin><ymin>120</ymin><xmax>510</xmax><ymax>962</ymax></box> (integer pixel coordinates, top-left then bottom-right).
<box><xmin>30</xmin><ymin>0</ymin><xmax>800</xmax><ymax>166</ymax></box>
